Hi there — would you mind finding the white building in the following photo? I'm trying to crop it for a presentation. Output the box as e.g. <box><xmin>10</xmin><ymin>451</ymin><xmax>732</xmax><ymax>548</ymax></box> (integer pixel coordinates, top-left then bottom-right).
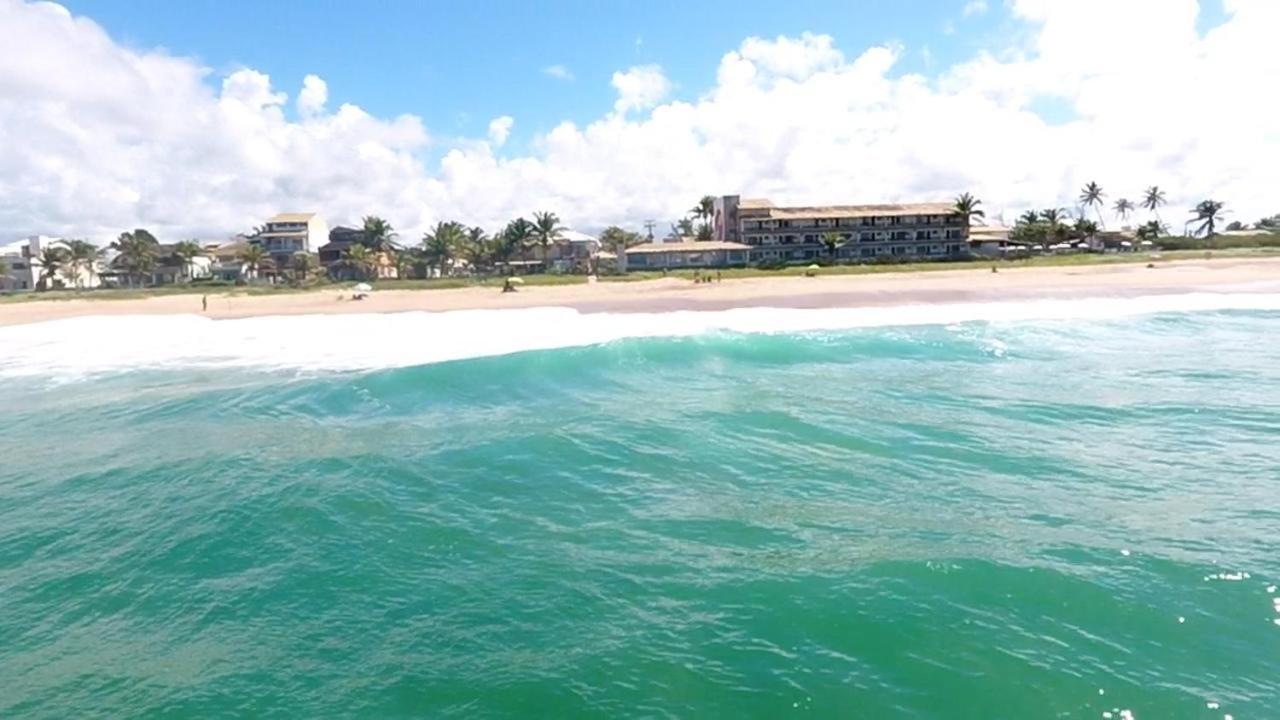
<box><xmin>1</xmin><ymin>235</ymin><xmax>102</xmax><ymax>292</ymax></box>
<box><xmin>253</xmin><ymin>213</ymin><xmax>328</xmax><ymax>270</ymax></box>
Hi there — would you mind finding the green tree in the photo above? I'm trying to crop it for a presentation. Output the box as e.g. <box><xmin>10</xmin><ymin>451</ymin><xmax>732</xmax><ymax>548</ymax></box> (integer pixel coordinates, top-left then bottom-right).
<box><xmin>291</xmin><ymin>251</ymin><xmax>317</xmax><ymax>282</ymax></box>
<box><xmin>1072</xmin><ymin>217</ymin><xmax>1099</xmax><ymax>239</ymax></box>
<box><xmin>1190</xmin><ymin>200</ymin><xmax>1226</xmax><ymax>237</ymax></box>
<box><xmin>64</xmin><ymin>239</ymin><xmax>101</xmax><ymax>289</ymax></box>
<box><xmin>238</xmin><ymin>244</ymin><xmax>274</xmax><ymax>281</ymax></box>
<box><xmin>675</xmin><ymin>217</ymin><xmax>694</xmax><ymax>237</ymax></box>
<box><xmin>1135</xmin><ymin>220</ymin><xmax>1162</xmax><ymax>244</ymax></box>
<box><xmin>462</xmin><ymin>226</ymin><xmax>492</xmax><ymax>274</ymax></box>
<box><xmin>1079</xmin><ymin>181</ymin><xmax>1106</xmax><ymax>228</ymax></box>
<box><xmin>421</xmin><ymin>221</ymin><xmax>464</xmax><ymax>276</ymax></box>
<box><xmin>37</xmin><ymin>246</ymin><xmax>69</xmax><ymax>291</ymax></box>
<box><xmin>531</xmin><ymin>211</ymin><xmax>565</xmax><ymax>260</ymax></box>
<box><xmin>344</xmin><ymin>244</ymin><xmax>374</xmax><ymax>280</ymax></box>
<box><xmin>1018</xmin><ymin>210</ymin><xmax>1041</xmax><ymax>226</ymax></box>
<box><xmin>111</xmin><ymin>229</ymin><xmax>161</xmax><ymax>287</ymax></box>
<box><xmin>1113</xmin><ymin>198</ymin><xmax>1134</xmax><ymax>225</ymax></box>
<box><xmin>953</xmin><ymin>192</ymin><xmax>985</xmax><ymax>227</ymax></box>
<box><xmin>172</xmin><ymin>240</ymin><xmax>204</xmax><ymax>282</ymax></box>
<box><xmin>1142</xmin><ymin>186</ymin><xmax>1167</xmax><ymax>224</ymax></box>
<box><xmin>599</xmin><ymin>226</ymin><xmax>644</xmax><ymax>254</ymax></box>
<box><xmin>821</xmin><ymin>231</ymin><xmax>842</xmax><ymax>261</ymax></box>
<box><xmin>1040</xmin><ymin>208</ymin><xmax>1069</xmax><ymax>245</ymax></box>
<box><xmin>499</xmin><ymin>217</ymin><xmax>536</xmax><ymax>263</ymax></box>
<box><xmin>361</xmin><ymin>215</ymin><xmax>397</xmax><ymax>252</ymax></box>
<box><xmin>690</xmin><ymin>195</ymin><xmax>715</xmax><ymax>224</ymax></box>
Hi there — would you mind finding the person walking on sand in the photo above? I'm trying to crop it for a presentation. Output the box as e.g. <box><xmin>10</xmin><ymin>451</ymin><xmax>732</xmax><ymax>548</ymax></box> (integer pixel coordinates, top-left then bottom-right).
<box><xmin>201</xmin><ymin>295</ymin><xmax>207</xmax><ymax>312</ymax></box>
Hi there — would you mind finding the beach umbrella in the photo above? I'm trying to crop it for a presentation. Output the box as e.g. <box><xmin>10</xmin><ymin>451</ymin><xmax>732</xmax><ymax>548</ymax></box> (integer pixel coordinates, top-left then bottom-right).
<box><xmin>353</xmin><ymin>282</ymin><xmax>373</xmax><ymax>292</ymax></box>
<box><xmin>807</xmin><ymin>264</ymin><xmax>820</xmax><ymax>270</ymax></box>
<box><xmin>1140</xmin><ymin>240</ymin><xmax>1154</xmax><ymax>246</ymax></box>
<box><xmin>1120</xmin><ymin>241</ymin><xmax>1132</xmax><ymax>247</ymax></box>
<box><xmin>508</xmin><ymin>277</ymin><xmax>524</xmax><ymax>284</ymax></box>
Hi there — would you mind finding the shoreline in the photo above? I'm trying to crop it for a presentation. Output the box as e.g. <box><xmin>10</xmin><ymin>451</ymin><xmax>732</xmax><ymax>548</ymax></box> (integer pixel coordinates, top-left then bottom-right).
<box><xmin>3</xmin><ymin>256</ymin><xmax>1280</xmax><ymax>327</ymax></box>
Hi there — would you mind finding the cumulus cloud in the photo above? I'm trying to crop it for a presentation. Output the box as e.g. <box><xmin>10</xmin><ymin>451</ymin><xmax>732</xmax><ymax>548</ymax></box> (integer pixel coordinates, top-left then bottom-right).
<box><xmin>297</xmin><ymin>74</ymin><xmax>328</xmax><ymax>116</ymax></box>
<box><xmin>542</xmin><ymin>64</ymin><xmax>573</xmax><ymax>81</ymax></box>
<box><xmin>0</xmin><ymin>0</ymin><xmax>1276</xmax><ymax>242</ymax></box>
<box><xmin>610</xmin><ymin>65</ymin><xmax>672</xmax><ymax>115</ymax></box>
<box><xmin>487</xmin><ymin>115</ymin><xmax>514</xmax><ymax>147</ymax></box>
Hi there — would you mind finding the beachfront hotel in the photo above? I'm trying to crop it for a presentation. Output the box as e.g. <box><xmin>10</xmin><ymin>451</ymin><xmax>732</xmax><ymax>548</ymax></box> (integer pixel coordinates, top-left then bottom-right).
<box><xmin>717</xmin><ymin>196</ymin><xmax>968</xmax><ymax>263</ymax></box>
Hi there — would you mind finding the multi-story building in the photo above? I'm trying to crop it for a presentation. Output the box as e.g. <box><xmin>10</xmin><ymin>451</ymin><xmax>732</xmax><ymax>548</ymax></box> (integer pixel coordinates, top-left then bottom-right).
<box><xmin>252</xmin><ymin>212</ymin><xmax>328</xmax><ymax>270</ymax></box>
<box><xmin>713</xmin><ymin>196</ymin><xmax>968</xmax><ymax>264</ymax></box>
<box><xmin>1</xmin><ymin>235</ymin><xmax>102</xmax><ymax>291</ymax></box>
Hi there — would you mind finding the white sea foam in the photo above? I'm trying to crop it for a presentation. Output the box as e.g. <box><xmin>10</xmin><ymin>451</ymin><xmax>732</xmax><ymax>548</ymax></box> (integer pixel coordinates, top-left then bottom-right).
<box><xmin>1</xmin><ymin>291</ymin><xmax>1279</xmax><ymax>380</ymax></box>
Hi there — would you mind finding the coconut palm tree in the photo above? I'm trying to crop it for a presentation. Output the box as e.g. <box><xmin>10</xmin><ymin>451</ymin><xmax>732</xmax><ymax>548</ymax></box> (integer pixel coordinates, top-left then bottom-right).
<box><xmin>690</xmin><ymin>195</ymin><xmax>715</xmax><ymax>224</ymax></box>
<box><xmin>1135</xmin><ymin>220</ymin><xmax>1162</xmax><ymax>244</ymax></box>
<box><xmin>531</xmin><ymin>211</ymin><xmax>565</xmax><ymax>260</ymax></box>
<box><xmin>111</xmin><ymin>229</ymin><xmax>161</xmax><ymax>287</ymax></box>
<box><xmin>1079</xmin><ymin>182</ymin><xmax>1106</xmax><ymax>228</ymax></box>
<box><xmin>238</xmin><ymin>244</ymin><xmax>273</xmax><ymax>281</ymax></box>
<box><xmin>463</xmin><ymin>226</ymin><xmax>491</xmax><ymax>274</ymax></box>
<box><xmin>500</xmin><ymin>217</ymin><xmax>536</xmax><ymax>262</ymax></box>
<box><xmin>361</xmin><ymin>215</ymin><xmax>397</xmax><ymax>253</ymax></box>
<box><xmin>1040</xmin><ymin>208</ymin><xmax>1069</xmax><ymax>245</ymax></box>
<box><xmin>36</xmin><ymin>246</ymin><xmax>69</xmax><ymax>290</ymax></box>
<box><xmin>421</xmin><ymin>221</ymin><xmax>463</xmax><ymax>277</ymax></box>
<box><xmin>63</xmin><ymin>239</ymin><xmax>101</xmax><ymax>289</ymax></box>
<box><xmin>1113</xmin><ymin>198</ymin><xmax>1134</xmax><ymax>225</ymax></box>
<box><xmin>1142</xmin><ymin>186</ymin><xmax>1167</xmax><ymax>224</ymax></box>
<box><xmin>1191</xmin><ymin>200</ymin><xmax>1226</xmax><ymax>237</ymax></box>
<box><xmin>291</xmin><ymin>251</ymin><xmax>317</xmax><ymax>282</ymax></box>
<box><xmin>599</xmin><ymin>226</ymin><xmax>643</xmax><ymax>254</ymax></box>
<box><xmin>1018</xmin><ymin>210</ymin><xmax>1041</xmax><ymax>226</ymax></box>
<box><xmin>953</xmin><ymin>193</ymin><xmax>985</xmax><ymax>227</ymax></box>
<box><xmin>820</xmin><ymin>231</ymin><xmax>842</xmax><ymax>262</ymax></box>
<box><xmin>172</xmin><ymin>240</ymin><xmax>204</xmax><ymax>282</ymax></box>
<box><xmin>344</xmin><ymin>244</ymin><xmax>373</xmax><ymax>280</ymax></box>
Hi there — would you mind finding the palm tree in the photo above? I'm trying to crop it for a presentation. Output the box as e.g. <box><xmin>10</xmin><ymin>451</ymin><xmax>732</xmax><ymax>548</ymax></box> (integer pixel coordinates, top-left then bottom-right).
<box><xmin>1040</xmin><ymin>208</ymin><xmax>1068</xmax><ymax>245</ymax></box>
<box><xmin>599</xmin><ymin>226</ymin><xmax>643</xmax><ymax>254</ymax></box>
<box><xmin>690</xmin><ymin>195</ymin><xmax>715</xmax><ymax>223</ymax></box>
<box><xmin>1113</xmin><ymin>198</ymin><xmax>1134</xmax><ymax>226</ymax></box>
<box><xmin>1135</xmin><ymin>220</ymin><xmax>1162</xmax><ymax>244</ymax></box>
<box><xmin>953</xmin><ymin>193</ymin><xmax>985</xmax><ymax>227</ymax></box>
<box><xmin>1079</xmin><ymin>182</ymin><xmax>1106</xmax><ymax>228</ymax></box>
<box><xmin>531</xmin><ymin>210</ymin><xmax>565</xmax><ymax>260</ymax></box>
<box><xmin>63</xmin><ymin>239</ymin><xmax>101</xmax><ymax>289</ymax></box>
<box><xmin>500</xmin><ymin>217</ymin><xmax>536</xmax><ymax>262</ymax></box>
<box><xmin>238</xmin><ymin>244</ymin><xmax>275</xmax><ymax>282</ymax></box>
<box><xmin>821</xmin><ymin>231</ymin><xmax>842</xmax><ymax>262</ymax></box>
<box><xmin>463</xmin><ymin>226</ymin><xmax>491</xmax><ymax>274</ymax></box>
<box><xmin>675</xmin><ymin>217</ymin><xmax>694</xmax><ymax>238</ymax></box>
<box><xmin>361</xmin><ymin>215</ymin><xmax>398</xmax><ymax>253</ymax></box>
<box><xmin>36</xmin><ymin>246</ymin><xmax>69</xmax><ymax>290</ymax></box>
<box><xmin>421</xmin><ymin>221</ymin><xmax>464</xmax><ymax>277</ymax></box>
<box><xmin>111</xmin><ymin>229</ymin><xmax>161</xmax><ymax>287</ymax></box>
<box><xmin>344</xmin><ymin>244</ymin><xmax>374</xmax><ymax>280</ymax></box>
<box><xmin>1072</xmin><ymin>217</ymin><xmax>1099</xmax><ymax>239</ymax></box>
<box><xmin>1018</xmin><ymin>210</ymin><xmax>1041</xmax><ymax>226</ymax></box>
<box><xmin>1190</xmin><ymin>200</ymin><xmax>1226</xmax><ymax>237</ymax></box>
<box><xmin>291</xmin><ymin>252</ymin><xmax>317</xmax><ymax>282</ymax></box>
<box><xmin>172</xmin><ymin>240</ymin><xmax>204</xmax><ymax>283</ymax></box>
<box><xmin>1142</xmin><ymin>186</ymin><xmax>1167</xmax><ymax>224</ymax></box>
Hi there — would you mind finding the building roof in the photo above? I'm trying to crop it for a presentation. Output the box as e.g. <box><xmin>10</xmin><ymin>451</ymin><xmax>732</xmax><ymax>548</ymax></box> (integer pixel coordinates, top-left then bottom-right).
<box><xmin>626</xmin><ymin>241</ymin><xmax>751</xmax><ymax>255</ymax></box>
<box><xmin>267</xmin><ymin>213</ymin><xmax>317</xmax><ymax>223</ymax></box>
<box><xmin>738</xmin><ymin>198</ymin><xmax>775</xmax><ymax>209</ymax></box>
<box><xmin>968</xmin><ymin>225</ymin><xmax>1011</xmax><ymax>241</ymax></box>
<box><xmin>757</xmin><ymin>202</ymin><xmax>957</xmax><ymax>221</ymax></box>
<box><xmin>560</xmin><ymin>229</ymin><xmax>599</xmax><ymax>244</ymax></box>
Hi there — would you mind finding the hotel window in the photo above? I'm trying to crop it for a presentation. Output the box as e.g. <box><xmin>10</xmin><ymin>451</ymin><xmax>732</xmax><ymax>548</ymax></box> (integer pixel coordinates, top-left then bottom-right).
<box><xmin>891</xmin><ymin>246</ymin><xmax>907</xmax><ymax>256</ymax></box>
<box><xmin>804</xmin><ymin>234</ymin><xmax>815</xmax><ymax>243</ymax></box>
<box><xmin>916</xmin><ymin>245</ymin><xmax>930</xmax><ymax>255</ymax></box>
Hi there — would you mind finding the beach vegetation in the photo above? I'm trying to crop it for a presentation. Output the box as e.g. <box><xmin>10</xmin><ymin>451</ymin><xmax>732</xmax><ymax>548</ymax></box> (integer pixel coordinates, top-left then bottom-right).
<box><xmin>531</xmin><ymin>211</ymin><xmax>566</xmax><ymax>260</ymax></box>
<box><xmin>361</xmin><ymin>215</ymin><xmax>398</xmax><ymax>252</ymax></box>
<box><xmin>1079</xmin><ymin>182</ymin><xmax>1106</xmax><ymax>228</ymax></box>
<box><xmin>953</xmin><ymin>193</ymin><xmax>984</xmax><ymax>227</ymax></box>
<box><xmin>36</xmin><ymin>246</ymin><xmax>69</xmax><ymax>290</ymax></box>
<box><xmin>290</xmin><ymin>251</ymin><xmax>317</xmax><ymax>283</ymax></box>
<box><xmin>343</xmin><ymin>244</ymin><xmax>374</xmax><ymax>280</ymax></box>
<box><xmin>64</xmin><ymin>239</ymin><xmax>102</xmax><ymax>289</ymax></box>
<box><xmin>1189</xmin><ymin>200</ymin><xmax>1226</xmax><ymax>237</ymax></box>
<box><xmin>1113</xmin><ymin>198</ymin><xmax>1134</xmax><ymax>224</ymax></box>
<box><xmin>111</xmin><ymin>229</ymin><xmax>161</xmax><ymax>287</ymax></box>
<box><xmin>172</xmin><ymin>240</ymin><xmax>204</xmax><ymax>282</ymax></box>
<box><xmin>1143</xmin><ymin>186</ymin><xmax>1167</xmax><ymax>224</ymax></box>
<box><xmin>238</xmin><ymin>244</ymin><xmax>274</xmax><ymax>281</ymax></box>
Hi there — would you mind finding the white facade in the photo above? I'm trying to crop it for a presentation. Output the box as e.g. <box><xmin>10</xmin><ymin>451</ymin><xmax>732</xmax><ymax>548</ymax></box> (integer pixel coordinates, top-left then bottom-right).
<box><xmin>1</xmin><ymin>235</ymin><xmax>102</xmax><ymax>292</ymax></box>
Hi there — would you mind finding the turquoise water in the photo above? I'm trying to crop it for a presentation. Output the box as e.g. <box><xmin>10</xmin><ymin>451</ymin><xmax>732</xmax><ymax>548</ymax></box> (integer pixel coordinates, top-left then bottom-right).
<box><xmin>2</xmin><ymin>303</ymin><xmax>1279</xmax><ymax>718</ymax></box>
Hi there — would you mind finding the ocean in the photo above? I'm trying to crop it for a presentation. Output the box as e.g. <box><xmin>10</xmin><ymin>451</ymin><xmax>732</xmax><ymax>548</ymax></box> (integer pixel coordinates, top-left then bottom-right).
<box><xmin>1</xmin><ymin>294</ymin><xmax>1279</xmax><ymax>718</ymax></box>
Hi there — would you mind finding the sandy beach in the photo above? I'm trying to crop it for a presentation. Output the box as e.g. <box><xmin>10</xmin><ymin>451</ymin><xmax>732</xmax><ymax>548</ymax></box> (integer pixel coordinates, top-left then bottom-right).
<box><xmin>3</xmin><ymin>256</ymin><xmax>1279</xmax><ymax>327</ymax></box>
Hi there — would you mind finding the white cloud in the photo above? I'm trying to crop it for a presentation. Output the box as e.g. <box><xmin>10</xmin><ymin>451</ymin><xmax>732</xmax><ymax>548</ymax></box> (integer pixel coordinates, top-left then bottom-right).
<box><xmin>0</xmin><ymin>0</ymin><xmax>1277</xmax><ymax>242</ymax></box>
<box><xmin>610</xmin><ymin>65</ymin><xmax>671</xmax><ymax>114</ymax></box>
<box><xmin>296</xmin><ymin>74</ymin><xmax>328</xmax><ymax>117</ymax></box>
<box><xmin>487</xmin><ymin>115</ymin><xmax>514</xmax><ymax>147</ymax></box>
<box><xmin>542</xmin><ymin>64</ymin><xmax>573</xmax><ymax>81</ymax></box>
<box><xmin>963</xmin><ymin>0</ymin><xmax>988</xmax><ymax>16</ymax></box>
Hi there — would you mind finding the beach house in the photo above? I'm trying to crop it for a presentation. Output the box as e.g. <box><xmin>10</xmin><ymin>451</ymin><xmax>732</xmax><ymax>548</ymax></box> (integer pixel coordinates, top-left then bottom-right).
<box><xmin>0</xmin><ymin>235</ymin><xmax>102</xmax><ymax>291</ymax></box>
<box><xmin>253</xmin><ymin>212</ymin><xmax>328</xmax><ymax>271</ymax></box>
<box><xmin>318</xmin><ymin>225</ymin><xmax>398</xmax><ymax>280</ymax></box>
<box><xmin>713</xmin><ymin>196</ymin><xmax>968</xmax><ymax>265</ymax></box>
<box><xmin>624</xmin><ymin>240</ymin><xmax>751</xmax><ymax>270</ymax></box>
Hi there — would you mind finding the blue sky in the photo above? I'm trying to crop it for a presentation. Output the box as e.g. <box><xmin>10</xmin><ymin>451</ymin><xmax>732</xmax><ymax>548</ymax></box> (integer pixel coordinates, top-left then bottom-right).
<box><xmin>63</xmin><ymin>0</ymin><xmax>1010</xmax><ymax>150</ymax></box>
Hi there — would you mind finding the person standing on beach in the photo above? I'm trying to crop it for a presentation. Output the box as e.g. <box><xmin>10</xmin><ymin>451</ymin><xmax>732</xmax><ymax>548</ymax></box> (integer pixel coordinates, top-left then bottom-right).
<box><xmin>201</xmin><ymin>295</ymin><xmax>207</xmax><ymax>312</ymax></box>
